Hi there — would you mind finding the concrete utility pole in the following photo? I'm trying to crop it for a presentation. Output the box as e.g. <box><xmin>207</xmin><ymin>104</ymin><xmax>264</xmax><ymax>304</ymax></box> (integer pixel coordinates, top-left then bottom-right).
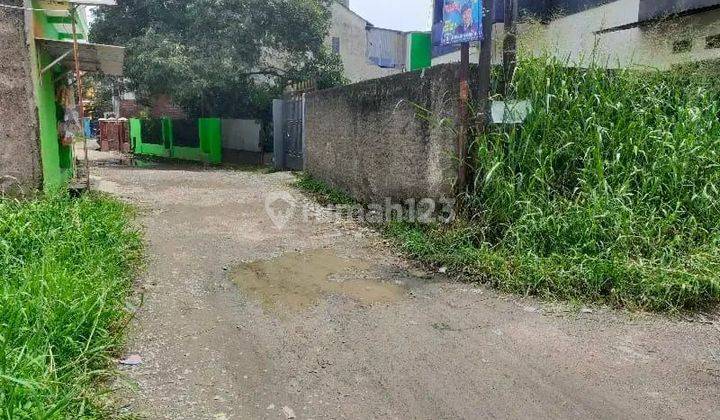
<box><xmin>458</xmin><ymin>0</ymin><xmax>495</xmax><ymax>196</ymax></box>
<box><xmin>457</xmin><ymin>41</ymin><xmax>470</xmax><ymax>194</ymax></box>
<box><xmin>70</xmin><ymin>5</ymin><xmax>90</xmax><ymax>190</ymax></box>
<box><xmin>502</xmin><ymin>0</ymin><xmax>518</xmax><ymax>96</ymax></box>
<box><xmin>477</xmin><ymin>0</ymin><xmax>494</xmax><ymax>131</ymax></box>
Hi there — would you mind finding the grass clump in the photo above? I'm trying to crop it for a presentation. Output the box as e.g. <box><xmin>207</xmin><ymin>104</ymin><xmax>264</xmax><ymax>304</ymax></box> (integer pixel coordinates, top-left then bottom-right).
<box><xmin>295</xmin><ymin>172</ymin><xmax>354</xmax><ymax>205</ymax></box>
<box><xmin>294</xmin><ymin>56</ymin><xmax>720</xmax><ymax>312</ymax></box>
<box><xmin>394</xmin><ymin>55</ymin><xmax>720</xmax><ymax>312</ymax></box>
<box><xmin>0</xmin><ymin>192</ymin><xmax>142</xmax><ymax>418</ymax></box>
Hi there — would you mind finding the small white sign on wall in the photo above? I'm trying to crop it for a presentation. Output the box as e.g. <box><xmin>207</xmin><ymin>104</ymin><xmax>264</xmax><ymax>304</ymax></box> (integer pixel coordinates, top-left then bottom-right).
<box><xmin>491</xmin><ymin>100</ymin><xmax>532</xmax><ymax>124</ymax></box>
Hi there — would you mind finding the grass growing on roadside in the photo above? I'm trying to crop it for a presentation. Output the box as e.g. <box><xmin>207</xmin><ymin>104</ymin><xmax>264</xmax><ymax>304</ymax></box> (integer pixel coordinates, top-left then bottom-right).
<box><xmin>295</xmin><ymin>172</ymin><xmax>354</xmax><ymax>206</ymax></box>
<box><xmin>296</xmin><ymin>55</ymin><xmax>720</xmax><ymax>312</ymax></box>
<box><xmin>418</xmin><ymin>55</ymin><xmax>720</xmax><ymax>312</ymax></box>
<box><xmin>0</xmin><ymin>192</ymin><xmax>142</xmax><ymax>418</ymax></box>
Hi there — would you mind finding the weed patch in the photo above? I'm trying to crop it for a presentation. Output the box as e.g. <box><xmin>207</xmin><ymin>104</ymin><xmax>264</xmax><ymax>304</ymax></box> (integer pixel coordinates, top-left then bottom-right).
<box><xmin>295</xmin><ymin>173</ymin><xmax>354</xmax><ymax>206</ymax></box>
<box><xmin>458</xmin><ymin>56</ymin><xmax>720</xmax><ymax>311</ymax></box>
<box><xmin>0</xmin><ymin>192</ymin><xmax>142</xmax><ymax>418</ymax></box>
<box><xmin>296</xmin><ymin>55</ymin><xmax>720</xmax><ymax>312</ymax></box>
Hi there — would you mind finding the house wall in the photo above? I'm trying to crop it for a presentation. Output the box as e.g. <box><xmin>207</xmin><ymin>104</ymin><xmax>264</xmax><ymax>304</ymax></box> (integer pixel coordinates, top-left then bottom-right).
<box><xmin>305</xmin><ymin>63</ymin><xmax>472</xmax><ymax>203</ymax></box>
<box><xmin>34</xmin><ymin>55</ymin><xmax>73</xmax><ymax>189</ymax></box>
<box><xmin>0</xmin><ymin>3</ymin><xmax>42</xmax><ymax>193</ymax></box>
<box><xmin>523</xmin><ymin>0</ymin><xmax>720</xmax><ymax>69</ymax></box>
<box><xmin>407</xmin><ymin>32</ymin><xmax>433</xmax><ymax>70</ymax></box>
<box><xmin>328</xmin><ymin>2</ymin><xmax>405</xmax><ymax>82</ymax></box>
<box><xmin>28</xmin><ymin>0</ymin><xmax>80</xmax><ymax>189</ymax></box>
<box><xmin>432</xmin><ymin>0</ymin><xmax>720</xmax><ymax>69</ymax></box>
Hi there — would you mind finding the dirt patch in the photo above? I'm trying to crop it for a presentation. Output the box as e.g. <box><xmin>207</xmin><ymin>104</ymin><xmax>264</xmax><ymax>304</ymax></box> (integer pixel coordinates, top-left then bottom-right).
<box><xmin>230</xmin><ymin>248</ymin><xmax>405</xmax><ymax>314</ymax></box>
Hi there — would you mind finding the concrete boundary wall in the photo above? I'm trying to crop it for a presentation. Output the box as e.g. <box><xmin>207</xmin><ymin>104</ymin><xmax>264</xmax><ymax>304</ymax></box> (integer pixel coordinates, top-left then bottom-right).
<box><xmin>221</xmin><ymin>119</ymin><xmax>261</xmax><ymax>152</ymax></box>
<box><xmin>0</xmin><ymin>6</ymin><xmax>41</xmax><ymax>192</ymax></box>
<box><xmin>304</xmin><ymin>63</ymin><xmax>473</xmax><ymax>203</ymax></box>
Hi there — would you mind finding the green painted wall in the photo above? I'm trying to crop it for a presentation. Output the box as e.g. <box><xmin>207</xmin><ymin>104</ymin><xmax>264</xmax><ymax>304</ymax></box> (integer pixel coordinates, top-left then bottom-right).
<box><xmin>130</xmin><ymin>118</ymin><xmax>172</xmax><ymax>157</ymax></box>
<box><xmin>32</xmin><ymin>1</ymin><xmax>88</xmax><ymax>40</ymax></box>
<box><xmin>129</xmin><ymin>118</ymin><xmax>141</xmax><ymax>151</ymax></box>
<box><xmin>198</xmin><ymin>118</ymin><xmax>222</xmax><ymax>164</ymax></box>
<box><xmin>30</xmin><ymin>1</ymin><xmax>83</xmax><ymax>189</ymax></box>
<box><xmin>34</xmin><ymin>54</ymin><xmax>73</xmax><ymax>189</ymax></box>
<box><xmin>130</xmin><ymin>118</ymin><xmax>222</xmax><ymax>164</ymax></box>
<box><xmin>408</xmin><ymin>33</ymin><xmax>432</xmax><ymax>71</ymax></box>
<box><xmin>172</xmin><ymin>147</ymin><xmax>205</xmax><ymax>161</ymax></box>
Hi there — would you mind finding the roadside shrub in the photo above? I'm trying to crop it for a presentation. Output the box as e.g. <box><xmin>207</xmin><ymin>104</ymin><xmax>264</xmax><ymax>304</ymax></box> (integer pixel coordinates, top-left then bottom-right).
<box><xmin>397</xmin><ymin>56</ymin><xmax>720</xmax><ymax>311</ymax></box>
<box><xmin>0</xmin><ymin>192</ymin><xmax>142</xmax><ymax>418</ymax></box>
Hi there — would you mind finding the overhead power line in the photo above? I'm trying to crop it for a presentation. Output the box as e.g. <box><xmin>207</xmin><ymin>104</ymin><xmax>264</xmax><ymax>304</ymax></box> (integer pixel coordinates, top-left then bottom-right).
<box><xmin>0</xmin><ymin>3</ymin><xmax>53</xmax><ymax>11</ymax></box>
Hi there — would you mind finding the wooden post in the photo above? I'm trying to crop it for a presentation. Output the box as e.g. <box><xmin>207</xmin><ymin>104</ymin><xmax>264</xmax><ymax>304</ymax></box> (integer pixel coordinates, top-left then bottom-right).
<box><xmin>502</xmin><ymin>0</ymin><xmax>518</xmax><ymax>96</ymax></box>
<box><xmin>457</xmin><ymin>42</ymin><xmax>471</xmax><ymax>194</ymax></box>
<box><xmin>70</xmin><ymin>6</ymin><xmax>90</xmax><ymax>190</ymax></box>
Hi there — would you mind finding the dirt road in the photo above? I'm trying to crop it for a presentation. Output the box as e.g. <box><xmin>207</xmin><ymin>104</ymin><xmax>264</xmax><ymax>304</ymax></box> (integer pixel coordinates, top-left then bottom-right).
<box><xmin>94</xmin><ymin>161</ymin><xmax>719</xmax><ymax>419</ymax></box>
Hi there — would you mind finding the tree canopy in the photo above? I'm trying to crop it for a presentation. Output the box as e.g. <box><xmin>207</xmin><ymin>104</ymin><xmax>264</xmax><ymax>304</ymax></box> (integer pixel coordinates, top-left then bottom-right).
<box><xmin>91</xmin><ymin>0</ymin><xmax>345</xmax><ymax>118</ymax></box>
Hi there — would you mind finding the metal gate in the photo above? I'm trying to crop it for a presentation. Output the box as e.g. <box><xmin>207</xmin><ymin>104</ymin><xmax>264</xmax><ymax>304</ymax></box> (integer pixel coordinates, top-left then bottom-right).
<box><xmin>282</xmin><ymin>96</ymin><xmax>304</xmax><ymax>170</ymax></box>
<box><xmin>274</xmin><ymin>82</ymin><xmax>315</xmax><ymax>171</ymax></box>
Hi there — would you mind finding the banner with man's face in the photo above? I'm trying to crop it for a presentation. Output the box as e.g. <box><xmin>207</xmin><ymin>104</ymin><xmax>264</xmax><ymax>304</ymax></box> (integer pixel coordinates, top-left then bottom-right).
<box><xmin>441</xmin><ymin>0</ymin><xmax>483</xmax><ymax>45</ymax></box>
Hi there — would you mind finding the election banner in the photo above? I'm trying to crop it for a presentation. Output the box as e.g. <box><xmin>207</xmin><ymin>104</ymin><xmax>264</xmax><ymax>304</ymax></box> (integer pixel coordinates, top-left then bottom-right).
<box><xmin>441</xmin><ymin>0</ymin><xmax>482</xmax><ymax>45</ymax></box>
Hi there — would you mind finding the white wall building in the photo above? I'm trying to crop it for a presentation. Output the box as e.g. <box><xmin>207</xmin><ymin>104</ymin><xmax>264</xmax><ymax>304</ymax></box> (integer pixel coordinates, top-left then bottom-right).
<box><xmin>328</xmin><ymin>1</ymin><xmax>408</xmax><ymax>83</ymax></box>
<box><xmin>432</xmin><ymin>0</ymin><xmax>720</xmax><ymax>70</ymax></box>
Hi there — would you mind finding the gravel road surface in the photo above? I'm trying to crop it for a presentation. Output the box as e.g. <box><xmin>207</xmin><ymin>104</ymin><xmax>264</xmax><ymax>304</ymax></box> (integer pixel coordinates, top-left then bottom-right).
<box><xmin>93</xmin><ymin>160</ymin><xmax>719</xmax><ymax>419</ymax></box>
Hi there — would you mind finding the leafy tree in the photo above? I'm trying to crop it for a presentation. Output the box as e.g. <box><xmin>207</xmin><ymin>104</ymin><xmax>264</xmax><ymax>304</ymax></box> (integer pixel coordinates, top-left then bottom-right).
<box><xmin>90</xmin><ymin>0</ymin><xmax>346</xmax><ymax>118</ymax></box>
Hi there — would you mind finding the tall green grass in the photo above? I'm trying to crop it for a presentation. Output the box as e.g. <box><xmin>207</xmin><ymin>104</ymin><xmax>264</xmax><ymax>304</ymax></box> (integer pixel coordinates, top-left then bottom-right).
<box><xmin>393</xmin><ymin>56</ymin><xmax>720</xmax><ymax>311</ymax></box>
<box><xmin>0</xmin><ymin>192</ymin><xmax>142</xmax><ymax>418</ymax></box>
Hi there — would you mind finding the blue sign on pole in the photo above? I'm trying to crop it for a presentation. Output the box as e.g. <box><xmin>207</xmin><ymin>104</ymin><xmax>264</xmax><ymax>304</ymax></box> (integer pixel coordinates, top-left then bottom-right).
<box><xmin>441</xmin><ymin>0</ymin><xmax>483</xmax><ymax>45</ymax></box>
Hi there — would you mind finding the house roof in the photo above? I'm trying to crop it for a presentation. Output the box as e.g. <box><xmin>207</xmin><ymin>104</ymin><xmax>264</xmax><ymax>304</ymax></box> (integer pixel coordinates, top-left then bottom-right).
<box><xmin>597</xmin><ymin>2</ymin><xmax>720</xmax><ymax>33</ymax></box>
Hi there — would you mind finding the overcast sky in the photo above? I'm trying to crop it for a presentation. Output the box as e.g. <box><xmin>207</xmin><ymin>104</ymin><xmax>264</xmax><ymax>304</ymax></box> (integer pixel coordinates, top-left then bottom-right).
<box><xmin>88</xmin><ymin>2</ymin><xmax>434</xmax><ymax>32</ymax></box>
<box><xmin>350</xmin><ymin>0</ymin><xmax>432</xmax><ymax>32</ymax></box>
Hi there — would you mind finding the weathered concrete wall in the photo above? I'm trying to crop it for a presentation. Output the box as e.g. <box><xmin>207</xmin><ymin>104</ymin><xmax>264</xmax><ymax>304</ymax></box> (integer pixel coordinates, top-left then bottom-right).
<box><xmin>222</xmin><ymin>119</ymin><xmax>261</xmax><ymax>152</ymax></box>
<box><xmin>305</xmin><ymin>63</ymin><xmax>471</xmax><ymax>203</ymax></box>
<box><xmin>222</xmin><ymin>118</ymin><xmax>263</xmax><ymax>165</ymax></box>
<box><xmin>0</xmin><ymin>5</ymin><xmax>41</xmax><ymax>192</ymax></box>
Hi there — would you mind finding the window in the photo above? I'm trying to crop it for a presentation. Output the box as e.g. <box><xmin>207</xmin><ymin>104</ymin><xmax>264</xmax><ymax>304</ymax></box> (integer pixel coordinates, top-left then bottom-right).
<box><xmin>673</xmin><ymin>39</ymin><xmax>692</xmax><ymax>53</ymax></box>
<box><xmin>706</xmin><ymin>34</ymin><xmax>720</xmax><ymax>49</ymax></box>
<box><xmin>331</xmin><ymin>37</ymin><xmax>340</xmax><ymax>54</ymax></box>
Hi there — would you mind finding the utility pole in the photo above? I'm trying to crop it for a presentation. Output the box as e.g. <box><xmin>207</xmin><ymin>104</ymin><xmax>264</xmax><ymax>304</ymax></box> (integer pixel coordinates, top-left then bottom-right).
<box><xmin>502</xmin><ymin>0</ymin><xmax>518</xmax><ymax>96</ymax></box>
<box><xmin>477</xmin><ymin>0</ymin><xmax>494</xmax><ymax>132</ymax></box>
<box><xmin>457</xmin><ymin>42</ymin><xmax>470</xmax><ymax>194</ymax></box>
<box><xmin>70</xmin><ymin>5</ymin><xmax>90</xmax><ymax>191</ymax></box>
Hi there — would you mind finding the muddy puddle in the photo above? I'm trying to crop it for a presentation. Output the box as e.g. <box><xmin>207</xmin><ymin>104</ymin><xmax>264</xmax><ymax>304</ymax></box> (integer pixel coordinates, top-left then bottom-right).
<box><xmin>230</xmin><ymin>249</ymin><xmax>406</xmax><ymax>313</ymax></box>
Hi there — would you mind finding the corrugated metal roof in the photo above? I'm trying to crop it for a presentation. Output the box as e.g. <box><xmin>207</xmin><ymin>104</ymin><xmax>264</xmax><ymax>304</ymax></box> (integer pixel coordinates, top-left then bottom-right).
<box><xmin>36</xmin><ymin>38</ymin><xmax>124</xmax><ymax>75</ymax></box>
<box><xmin>639</xmin><ymin>0</ymin><xmax>720</xmax><ymax>21</ymax></box>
